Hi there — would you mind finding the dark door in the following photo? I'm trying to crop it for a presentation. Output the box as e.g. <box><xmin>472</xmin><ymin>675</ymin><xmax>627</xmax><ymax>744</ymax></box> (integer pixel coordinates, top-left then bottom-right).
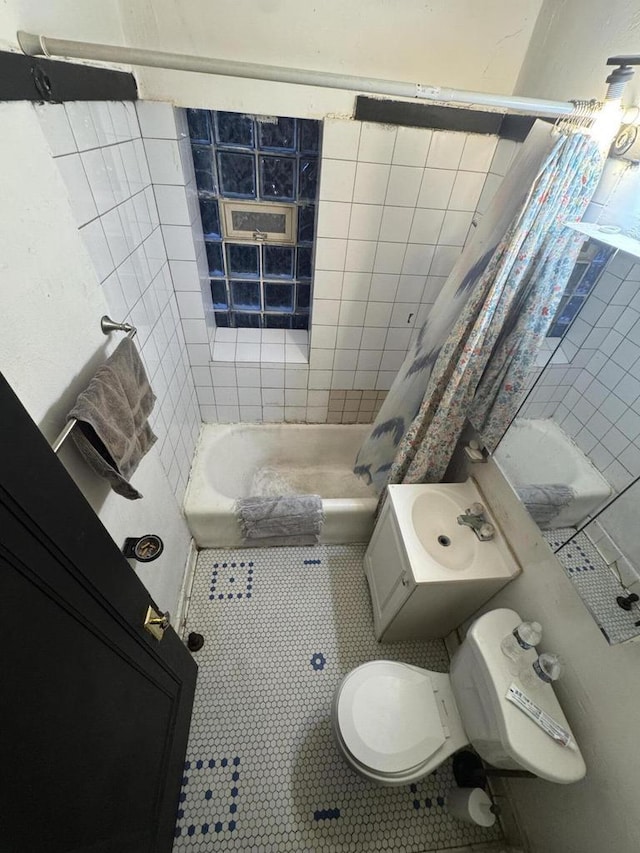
<box><xmin>0</xmin><ymin>374</ymin><xmax>197</xmax><ymax>853</ymax></box>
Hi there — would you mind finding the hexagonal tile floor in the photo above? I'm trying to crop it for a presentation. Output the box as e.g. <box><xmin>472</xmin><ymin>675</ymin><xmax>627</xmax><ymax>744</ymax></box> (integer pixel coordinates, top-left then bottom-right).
<box><xmin>174</xmin><ymin>544</ymin><xmax>503</xmax><ymax>851</ymax></box>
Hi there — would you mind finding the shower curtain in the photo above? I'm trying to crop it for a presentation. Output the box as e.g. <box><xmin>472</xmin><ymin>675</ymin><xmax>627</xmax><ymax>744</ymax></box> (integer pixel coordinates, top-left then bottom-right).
<box><xmin>354</xmin><ymin>121</ymin><xmax>606</xmax><ymax>493</ymax></box>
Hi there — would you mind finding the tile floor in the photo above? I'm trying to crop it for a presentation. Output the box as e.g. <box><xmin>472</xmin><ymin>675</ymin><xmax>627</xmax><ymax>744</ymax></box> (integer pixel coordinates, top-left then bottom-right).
<box><xmin>174</xmin><ymin>544</ymin><xmax>504</xmax><ymax>852</ymax></box>
<box><xmin>545</xmin><ymin>529</ymin><xmax>640</xmax><ymax>644</ymax></box>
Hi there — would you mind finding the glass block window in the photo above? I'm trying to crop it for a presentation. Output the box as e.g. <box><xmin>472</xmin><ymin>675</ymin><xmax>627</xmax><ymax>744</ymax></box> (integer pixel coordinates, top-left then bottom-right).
<box><xmin>547</xmin><ymin>240</ymin><xmax>614</xmax><ymax>338</ymax></box>
<box><xmin>187</xmin><ymin>108</ymin><xmax>320</xmax><ymax>329</ymax></box>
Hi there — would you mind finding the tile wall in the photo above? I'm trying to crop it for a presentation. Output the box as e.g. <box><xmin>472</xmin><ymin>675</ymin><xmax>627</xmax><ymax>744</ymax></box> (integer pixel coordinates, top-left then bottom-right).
<box><xmin>521</xmin><ymin>250</ymin><xmax>640</xmax><ymax>492</ymax></box>
<box><xmin>36</xmin><ymin>101</ymin><xmax>521</xmax><ymax>459</ymax></box>
<box><xmin>35</xmin><ymin>101</ymin><xmax>201</xmax><ymax>503</ymax></box>
<box><xmin>326</xmin><ymin>389</ymin><xmax>389</xmax><ymax>424</ymax></box>
<box><xmin>309</xmin><ymin>121</ymin><xmax>502</xmax><ymax>394</ymax></box>
<box><xmin>168</xmin><ymin>110</ymin><xmax>515</xmax><ymax>424</ymax></box>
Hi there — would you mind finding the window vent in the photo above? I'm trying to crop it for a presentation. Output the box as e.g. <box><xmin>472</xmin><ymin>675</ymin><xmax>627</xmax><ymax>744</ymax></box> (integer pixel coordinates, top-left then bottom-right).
<box><xmin>220</xmin><ymin>200</ymin><xmax>297</xmax><ymax>244</ymax></box>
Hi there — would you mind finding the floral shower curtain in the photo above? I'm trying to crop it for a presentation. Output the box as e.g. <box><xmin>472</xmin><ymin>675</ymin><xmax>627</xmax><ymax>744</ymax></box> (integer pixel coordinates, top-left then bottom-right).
<box><xmin>355</xmin><ymin>122</ymin><xmax>606</xmax><ymax>493</ymax></box>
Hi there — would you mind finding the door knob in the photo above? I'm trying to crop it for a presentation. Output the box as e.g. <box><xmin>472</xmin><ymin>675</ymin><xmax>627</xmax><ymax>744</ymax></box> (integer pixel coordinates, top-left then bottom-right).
<box><xmin>143</xmin><ymin>606</ymin><xmax>170</xmax><ymax>640</ymax></box>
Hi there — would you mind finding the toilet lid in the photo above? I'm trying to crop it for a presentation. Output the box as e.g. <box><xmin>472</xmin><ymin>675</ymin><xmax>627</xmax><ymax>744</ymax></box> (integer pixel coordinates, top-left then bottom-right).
<box><xmin>337</xmin><ymin>661</ymin><xmax>446</xmax><ymax>774</ymax></box>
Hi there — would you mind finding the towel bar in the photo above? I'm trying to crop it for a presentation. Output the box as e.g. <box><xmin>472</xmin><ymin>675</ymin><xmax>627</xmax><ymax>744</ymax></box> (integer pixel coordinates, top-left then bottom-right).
<box><xmin>50</xmin><ymin>315</ymin><xmax>137</xmax><ymax>454</ymax></box>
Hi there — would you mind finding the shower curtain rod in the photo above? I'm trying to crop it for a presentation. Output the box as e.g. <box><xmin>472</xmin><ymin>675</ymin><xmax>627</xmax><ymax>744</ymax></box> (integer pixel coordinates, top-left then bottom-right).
<box><xmin>16</xmin><ymin>31</ymin><xmax>639</xmax><ymax>124</ymax></box>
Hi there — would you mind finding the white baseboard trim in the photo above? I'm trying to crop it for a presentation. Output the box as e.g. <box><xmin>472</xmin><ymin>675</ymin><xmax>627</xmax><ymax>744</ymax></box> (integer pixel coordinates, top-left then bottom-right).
<box><xmin>175</xmin><ymin>538</ymin><xmax>198</xmax><ymax>638</ymax></box>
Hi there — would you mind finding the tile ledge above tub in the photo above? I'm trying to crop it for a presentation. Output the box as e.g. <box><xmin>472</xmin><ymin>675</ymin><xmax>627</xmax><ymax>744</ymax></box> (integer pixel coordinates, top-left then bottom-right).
<box><xmin>210</xmin><ymin>327</ymin><xmax>309</xmax><ymax>365</ymax></box>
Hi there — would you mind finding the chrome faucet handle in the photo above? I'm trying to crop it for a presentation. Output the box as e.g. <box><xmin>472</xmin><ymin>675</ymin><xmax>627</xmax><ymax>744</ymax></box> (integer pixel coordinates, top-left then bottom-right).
<box><xmin>467</xmin><ymin>502</ymin><xmax>485</xmax><ymax>517</ymax></box>
<box><xmin>478</xmin><ymin>522</ymin><xmax>495</xmax><ymax>541</ymax></box>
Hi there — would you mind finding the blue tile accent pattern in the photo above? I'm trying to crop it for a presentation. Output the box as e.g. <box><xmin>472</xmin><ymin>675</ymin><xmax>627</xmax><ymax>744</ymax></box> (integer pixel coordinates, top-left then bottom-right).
<box><xmin>187</xmin><ymin>109</ymin><xmax>320</xmax><ymax>329</ymax></box>
<box><xmin>314</xmin><ymin>808</ymin><xmax>341</xmax><ymax>821</ymax></box>
<box><xmin>310</xmin><ymin>652</ymin><xmax>327</xmax><ymax>671</ymax></box>
<box><xmin>208</xmin><ymin>560</ymin><xmax>254</xmax><ymax>602</ymax></box>
<box><xmin>544</xmin><ymin>528</ymin><xmax>640</xmax><ymax>644</ymax></box>
<box><xmin>174</xmin><ymin>756</ymin><xmax>241</xmax><ymax>841</ymax></box>
<box><xmin>174</xmin><ymin>544</ymin><xmax>503</xmax><ymax>851</ymax></box>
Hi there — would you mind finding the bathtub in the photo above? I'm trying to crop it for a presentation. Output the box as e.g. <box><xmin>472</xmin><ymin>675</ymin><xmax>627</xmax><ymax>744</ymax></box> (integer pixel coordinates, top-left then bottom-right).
<box><xmin>184</xmin><ymin>423</ymin><xmax>378</xmax><ymax>547</ymax></box>
<box><xmin>494</xmin><ymin>417</ymin><xmax>612</xmax><ymax>528</ymax></box>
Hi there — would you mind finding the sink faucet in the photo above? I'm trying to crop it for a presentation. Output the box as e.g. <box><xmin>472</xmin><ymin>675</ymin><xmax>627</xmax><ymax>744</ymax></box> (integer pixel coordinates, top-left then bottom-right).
<box><xmin>457</xmin><ymin>502</ymin><xmax>495</xmax><ymax>541</ymax></box>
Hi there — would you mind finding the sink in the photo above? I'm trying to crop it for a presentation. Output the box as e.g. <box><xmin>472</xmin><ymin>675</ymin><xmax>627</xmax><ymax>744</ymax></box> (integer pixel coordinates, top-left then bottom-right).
<box><xmin>410</xmin><ymin>491</ymin><xmax>476</xmax><ymax>571</ymax></box>
<box><xmin>364</xmin><ymin>478</ymin><xmax>521</xmax><ymax>641</ymax></box>
<box><xmin>387</xmin><ymin>480</ymin><xmax>520</xmax><ymax>584</ymax></box>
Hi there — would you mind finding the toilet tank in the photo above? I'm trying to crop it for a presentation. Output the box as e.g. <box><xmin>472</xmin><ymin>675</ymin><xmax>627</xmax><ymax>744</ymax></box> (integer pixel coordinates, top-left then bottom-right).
<box><xmin>450</xmin><ymin>608</ymin><xmax>523</xmax><ymax>769</ymax></box>
<box><xmin>450</xmin><ymin>608</ymin><xmax>587</xmax><ymax>783</ymax></box>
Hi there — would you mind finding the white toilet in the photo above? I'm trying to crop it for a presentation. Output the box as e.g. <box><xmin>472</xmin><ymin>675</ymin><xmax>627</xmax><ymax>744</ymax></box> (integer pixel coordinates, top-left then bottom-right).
<box><xmin>332</xmin><ymin>608</ymin><xmax>586</xmax><ymax>786</ymax></box>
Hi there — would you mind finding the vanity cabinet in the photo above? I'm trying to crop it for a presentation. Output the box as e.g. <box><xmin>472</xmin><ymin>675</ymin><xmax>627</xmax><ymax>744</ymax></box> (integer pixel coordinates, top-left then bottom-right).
<box><xmin>363</xmin><ymin>500</ymin><xmax>415</xmax><ymax>636</ymax></box>
<box><xmin>363</xmin><ymin>482</ymin><xmax>520</xmax><ymax>642</ymax></box>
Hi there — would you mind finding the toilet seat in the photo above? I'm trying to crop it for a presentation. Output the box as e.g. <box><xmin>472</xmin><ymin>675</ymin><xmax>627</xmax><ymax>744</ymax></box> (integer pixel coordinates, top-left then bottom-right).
<box><xmin>336</xmin><ymin>660</ymin><xmax>447</xmax><ymax>775</ymax></box>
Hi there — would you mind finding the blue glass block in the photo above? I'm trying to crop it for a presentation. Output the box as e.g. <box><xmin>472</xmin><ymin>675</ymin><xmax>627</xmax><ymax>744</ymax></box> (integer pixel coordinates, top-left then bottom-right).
<box><xmin>218</xmin><ymin>151</ymin><xmax>256</xmax><ymax>198</ymax></box>
<box><xmin>199</xmin><ymin>198</ymin><xmax>221</xmax><ymax>238</ymax></box>
<box><xmin>192</xmin><ymin>145</ymin><xmax>216</xmax><ymax>193</ymax></box>
<box><xmin>576</xmin><ymin>250</ymin><xmax>612</xmax><ymax>293</ymax></box>
<box><xmin>210</xmin><ymin>280</ymin><xmax>228</xmax><ymax>309</ymax></box>
<box><xmin>292</xmin><ymin>314</ymin><xmax>309</xmax><ymax>330</ymax></box>
<box><xmin>260</xmin><ymin>156</ymin><xmax>295</xmax><ymax>201</ymax></box>
<box><xmin>297</xmin><ymin>247</ymin><xmax>312</xmax><ymax>280</ymax></box>
<box><xmin>265</xmin><ymin>283</ymin><xmax>294</xmax><ymax>312</ymax></box>
<box><xmin>214</xmin><ymin>311</ymin><xmax>231</xmax><ymax>327</ymax></box>
<box><xmin>206</xmin><ymin>241</ymin><xmax>225</xmax><ymax>277</ymax></box>
<box><xmin>297</xmin><ymin>205</ymin><xmax>315</xmax><ymax>243</ymax></box>
<box><xmin>215</xmin><ymin>111</ymin><xmax>254</xmax><ymax>147</ymax></box>
<box><xmin>231</xmin><ymin>280</ymin><xmax>261</xmax><ymax>311</ymax></box>
<box><xmin>259</xmin><ymin>117</ymin><xmax>296</xmax><ymax>151</ymax></box>
<box><xmin>297</xmin><ymin>283</ymin><xmax>311</xmax><ymax>311</ymax></box>
<box><xmin>557</xmin><ymin>294</ymin><xmax>584</xmax><ymax>326</ymax></box>
<box><xmin>187</xmin><ymin>109</ymin><xmax>211</xmax><ymax>143</ymax></box>
<box><xmin>264</xmin><ymin>314</ymin><xmax>292</xmax><ymax>329</ymax></box>
<box><xmin>298</xmin><ymin>120</ymin><xmax>320</xmax><ymax>153</ymax></box>
<box><xmin>298</xmin><ymin>158</ymin><xmax>318</xmax><ymax>200</ymax></box>
<box><xmin>232</xmin><ymin>312</ymin><xmax>261</xmax><ymax>328</ymax></box>
<box><xmin>226</xmin><ymin>243</ymin><xmax>259</xmax><ymax>278</ymax></box>
<box><xmin>575</xmin><ymin>277</ymin><xmax>595</xmax><ymax>296</ymax></box>
<box><xmin>263</xmin><ymin>245</ymin><xmax>294</xmax><ymax>279</ymax></box>
<box><xmin>566</xmin><ymin>261</ymin><xmax>589</xmax><ymax>295</ymax></box>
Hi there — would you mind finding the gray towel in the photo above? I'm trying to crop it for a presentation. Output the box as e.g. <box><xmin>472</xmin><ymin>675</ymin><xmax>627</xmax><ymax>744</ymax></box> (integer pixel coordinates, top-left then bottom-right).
<box><xmin>68</xmin><ymin>337</ymin><xmax>157</xmax><ymax>500</ymax></box>
<box><xmin>516</xmin><ymin>483</ymin><xmax>576</xmax><ymax>527</ymax></box>
<box><xmin>235</xmin><ymin>494</ymin><xmax>324</xmax><ymax>546</ymax></box>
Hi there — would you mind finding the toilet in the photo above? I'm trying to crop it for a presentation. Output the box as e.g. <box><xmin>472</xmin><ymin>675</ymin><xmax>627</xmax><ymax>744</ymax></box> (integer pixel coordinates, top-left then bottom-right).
<box><xmin>331</xmin><ymin>608</ymin><xmax>586</xmax><ymax>786</ymax></box>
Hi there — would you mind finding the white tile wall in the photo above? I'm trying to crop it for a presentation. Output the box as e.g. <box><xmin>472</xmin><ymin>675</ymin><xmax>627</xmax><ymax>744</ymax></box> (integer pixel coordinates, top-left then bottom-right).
<box><xmin>161</xmin><ymin>112</ymin><xmax>505</xmax><ymax>424</ymax></box>
<box><xmin>310</xmin><ymin>120</ymin><xmax>502</xmax><ymax>405</ymax></box>
<box><xmin>523</xmin><ymin>251</ymin><xmax>640</xmax><ymax>495</ymax></box>
<box><xmin>36</xmin><ymin>101</ymin><xmax>200</xmax><ymax>504</ymax></box>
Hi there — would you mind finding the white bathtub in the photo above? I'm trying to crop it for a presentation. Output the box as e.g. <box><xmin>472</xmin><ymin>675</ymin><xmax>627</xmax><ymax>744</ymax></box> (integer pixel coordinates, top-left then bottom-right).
<box><xmin>494</xmin><ymin>418</ymin><xmax>612</xmax><ymax>528</ymax></box>
<box><xmin>184</xmin><ymin>423</ymin><xmax>377</xmax><ymax>547</ymax></box>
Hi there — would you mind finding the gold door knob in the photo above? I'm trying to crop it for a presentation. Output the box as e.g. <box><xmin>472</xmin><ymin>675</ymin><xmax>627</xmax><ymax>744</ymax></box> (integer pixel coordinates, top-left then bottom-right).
<box><xmin>143</xmin><ymin>606</ymin><xmax>170</xmax><ymax>640</ymax></box>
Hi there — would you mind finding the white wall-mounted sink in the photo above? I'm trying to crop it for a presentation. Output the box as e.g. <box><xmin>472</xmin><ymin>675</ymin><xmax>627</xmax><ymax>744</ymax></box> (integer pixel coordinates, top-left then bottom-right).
<box><xmin>364</xmin><ymin>479</ymin><xmax>521</xmax><ymax>641</ymax></box>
